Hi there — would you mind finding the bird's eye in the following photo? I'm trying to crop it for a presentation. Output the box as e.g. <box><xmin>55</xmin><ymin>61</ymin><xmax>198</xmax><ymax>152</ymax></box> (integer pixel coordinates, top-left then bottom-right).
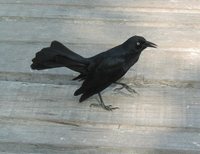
<box><xmin>136</xmin><ymin>42</ymin><xmax>140</xmax><ymax>46</ymax></box>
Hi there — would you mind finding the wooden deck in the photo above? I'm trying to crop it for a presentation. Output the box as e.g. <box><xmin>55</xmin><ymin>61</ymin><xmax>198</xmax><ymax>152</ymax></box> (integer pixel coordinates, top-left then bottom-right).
<box><xmin>0</xmin><ymin>0</ymin><xmax>200</xmax><ymax>153</ymax></box>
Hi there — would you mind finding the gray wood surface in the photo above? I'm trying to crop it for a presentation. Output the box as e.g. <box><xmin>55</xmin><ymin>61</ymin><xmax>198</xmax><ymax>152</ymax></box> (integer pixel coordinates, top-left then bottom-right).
<box><xmin>0</xmin><ymin>81</ymin><xmax>200</xmax><ymax>154</ymax></box>
<box><xmin>0</xmin><ymin>0</ymin><xmax>200</xmax><ymax>153</ymax></box>
<box><xmin>0</xmin><ymin>0</ymin><xmax>200</xmax><ymax>10</ymax></box>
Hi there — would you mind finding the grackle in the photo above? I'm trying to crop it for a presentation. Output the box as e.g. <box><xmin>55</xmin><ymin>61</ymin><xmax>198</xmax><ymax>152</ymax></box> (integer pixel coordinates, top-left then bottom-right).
<box><xmin>31</xmin><ymin>36</ymin><xmax>157</xmax><ymax>111</ymax></box>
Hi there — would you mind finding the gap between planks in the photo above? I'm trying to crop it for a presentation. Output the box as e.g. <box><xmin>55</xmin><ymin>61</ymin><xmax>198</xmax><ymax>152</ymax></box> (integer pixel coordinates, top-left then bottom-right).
<box><xmin>0</xmin><ymin>80</ymin><xmax>200</xmax><ymax>129</ymax></box>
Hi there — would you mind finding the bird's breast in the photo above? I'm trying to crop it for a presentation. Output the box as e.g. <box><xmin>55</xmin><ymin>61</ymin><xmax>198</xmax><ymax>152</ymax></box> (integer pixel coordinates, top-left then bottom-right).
<box><xmin>124</xmin><ymin>53</ymin><xmax>140</xmax><ymax>71</ymax></box>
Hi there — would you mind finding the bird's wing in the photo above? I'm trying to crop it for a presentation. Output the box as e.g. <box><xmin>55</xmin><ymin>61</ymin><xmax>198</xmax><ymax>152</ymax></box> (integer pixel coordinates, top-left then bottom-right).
<box><xmin>75</xmin><ymin>57</ymin><xmax>126</xmax><ymax>102</ymax></box>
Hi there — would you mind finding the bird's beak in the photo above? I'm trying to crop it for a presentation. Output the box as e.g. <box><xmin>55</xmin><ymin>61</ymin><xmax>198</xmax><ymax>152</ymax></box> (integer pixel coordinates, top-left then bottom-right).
<box><xmin>145</xmin><ymin>41</ymin><xmax>157</xmax><ymax>48</ymax></box>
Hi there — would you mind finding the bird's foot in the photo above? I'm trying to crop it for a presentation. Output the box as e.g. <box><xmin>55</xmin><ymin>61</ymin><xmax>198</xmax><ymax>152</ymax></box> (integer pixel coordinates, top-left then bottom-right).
<box><xmin>90</xmin><ymin>93</ymin><xmax>119</xmax><ymax>111</ymax></box>
<box><xmin>90</xmin><ymin>103</ymin><xmax>119</xmax><ymax>111</ymax></box>
<box><xmin>114</xmin><ymin>82</ymin><xmax>139</xmax><ymax>95</ymax></box>
<box><xmin>103</xmin><ymin>105</ymin><xmax>119</xmax><ymax>111</ymax></box>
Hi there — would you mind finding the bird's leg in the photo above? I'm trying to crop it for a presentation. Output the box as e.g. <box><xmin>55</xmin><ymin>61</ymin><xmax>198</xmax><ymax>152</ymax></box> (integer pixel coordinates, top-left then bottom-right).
<box><xmin>114</xmin><ymin>82</ymin><xmax>138</xmax><ymax>94</ymax></box>
<box><xmin>90</xmin><ymin>93</ymin><xmax>119</xmax><ymax>111</ymax></box>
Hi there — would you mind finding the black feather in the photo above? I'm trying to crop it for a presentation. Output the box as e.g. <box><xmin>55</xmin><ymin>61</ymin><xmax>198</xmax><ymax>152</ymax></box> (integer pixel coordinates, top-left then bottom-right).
<box><xmin>31</xmin><ymin>41</ymin><xmax>89</xmax><ymax>74</ymax></box>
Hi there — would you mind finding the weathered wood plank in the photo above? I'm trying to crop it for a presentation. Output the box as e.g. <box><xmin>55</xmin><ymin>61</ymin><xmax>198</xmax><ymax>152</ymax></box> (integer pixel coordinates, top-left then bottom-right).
<box><xmin>0</xmin><ymin>42</ymin><xmax>200</xmax><ymax>83</ymax></box>
<box><xmin>0</xmin><ymin>80</ymin><xmax>199</xmax><ymax>154</ymax></box>
<box><xmin>0</xmin><ymin>18</ymin><xmax>199</xmax><ymax>49</ymax></box>
<box><xmin>0</xmin><ymin>0</ymin><xmax>199</xmax><ymax>10</ymax></box>
<box><xmin>0</xmin><ymin>121</ymin><xmax>200</xmax><ymax>154</ymax></box>
<box><xmin>0</xmin><ymin>142</ymin><xmax>199</xmax><ymax>154</ymax></box>
<box><xmin>0</xmin><ymin>4</ymin><xmax>199</xmax><ymax>28</ymax></box>
<box><xmin>0</xmin><ymin>81</ymin><xmax>199</xmax><ymax>129</ymax></box>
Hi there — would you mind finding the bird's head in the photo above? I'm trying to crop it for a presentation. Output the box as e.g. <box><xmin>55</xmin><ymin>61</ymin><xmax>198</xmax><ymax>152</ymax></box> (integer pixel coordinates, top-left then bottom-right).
<box><xmin>123</xmin><ymin>35</ymin><xmax>157</xmax><ymax>53</ymax></box>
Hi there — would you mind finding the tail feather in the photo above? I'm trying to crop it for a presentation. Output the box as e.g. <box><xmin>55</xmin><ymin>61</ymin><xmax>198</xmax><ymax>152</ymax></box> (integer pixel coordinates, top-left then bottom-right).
<box><xmin>50</xmin><ymin>41</ymin><xmax>85</xmax><ymax>62</ymax></box>
<box><xmin>31</xmin><ymin>41</ymin><xmax>89</xmax><ymax>73</ymax></box>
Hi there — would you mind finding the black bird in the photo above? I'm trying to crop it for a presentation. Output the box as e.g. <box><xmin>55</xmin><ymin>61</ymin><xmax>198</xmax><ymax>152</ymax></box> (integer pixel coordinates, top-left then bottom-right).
<box><xmin>31</xmin><ymin>36</ymin><xmax>157</xmax><ymax>110</ymax></box>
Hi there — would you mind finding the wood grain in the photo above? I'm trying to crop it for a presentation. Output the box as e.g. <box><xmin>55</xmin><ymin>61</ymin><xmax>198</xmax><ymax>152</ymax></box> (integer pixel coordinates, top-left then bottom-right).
<box><xmin>0</xmin><ymin>18</ymin><xmax>199</xmax><ymax>47</ymax></box>
<box><xmin>0</xmin><ymin>0</ymin><xmax>200</xmax><ymax>10</ymax></box>
<box><xmin>0</xmin><ymin>81</ymin><xmax>200</xmax><ymax>153</ymax></box>
<box><xmin>0</xmin><ymin>81</ymin><xmax>199</xmax><ymax>129</ymax></box>
<box><xmin>0</xmin><ymin>3</ymin><xmax>199</xmax><ymax>26</ymax></box>
<box><xmin>0</xmin><ymin>1</ymin><xmax>200</xmax><ymax>153</ymax></box>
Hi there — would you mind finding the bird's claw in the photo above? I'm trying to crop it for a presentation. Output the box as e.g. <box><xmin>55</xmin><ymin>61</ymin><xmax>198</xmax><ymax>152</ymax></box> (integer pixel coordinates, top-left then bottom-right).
<box><xmin>90</xmin><ymin>103</ymin><xmax>119</xmax><ymax>111</ymax></box>
<box><xmin>125</xmin><ymin>86</ymin><xmax>139</xmax><ymax>94</ymax></box>
<box><xmin>114</xmin><ymin>83</ymin><xmax>139</xmax><ymax>95</ymax></box>
<box><xmin>104</xmin><ymin>105</ymin><xmax>119</xmax><ymax>111</ymax></box>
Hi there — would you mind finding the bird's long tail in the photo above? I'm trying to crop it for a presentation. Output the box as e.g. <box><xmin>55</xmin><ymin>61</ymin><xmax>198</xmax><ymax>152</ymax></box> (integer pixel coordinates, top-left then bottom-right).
<box><xmin>31</xmin><ymin>41</ymin><xmax>89</xmax><ymax>74</ymax></box>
